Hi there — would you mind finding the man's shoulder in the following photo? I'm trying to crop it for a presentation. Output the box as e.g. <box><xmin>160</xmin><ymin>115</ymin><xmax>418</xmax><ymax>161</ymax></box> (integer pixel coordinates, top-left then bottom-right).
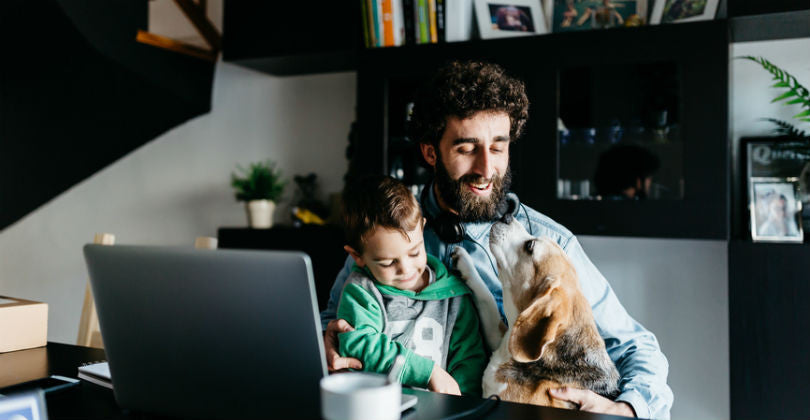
<box><xmin>514</xmin><ymin>200</ymin><xmax>575</xmax><ymax>248</ymax></box>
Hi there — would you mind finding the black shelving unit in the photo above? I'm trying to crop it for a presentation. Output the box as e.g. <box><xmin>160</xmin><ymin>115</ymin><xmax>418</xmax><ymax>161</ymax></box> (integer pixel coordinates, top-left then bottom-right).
<box><xmin>222</xmin><ymin>2</ymin><xmax>360</xmax><ymax>75</ymax></box>
<box><xmin>728</xmin><ymin>240</ymin><xmax>810</xmax><ymax>420</ymax></box>
<box><xmin>731</xmin><ymin>9</ymin><xmax>810</xmax><ymax>42</ymax></box>
<box><xmin>355</xmin><ymin>20</ymin><xmax>730</xmax><ymax>239</ymax></box>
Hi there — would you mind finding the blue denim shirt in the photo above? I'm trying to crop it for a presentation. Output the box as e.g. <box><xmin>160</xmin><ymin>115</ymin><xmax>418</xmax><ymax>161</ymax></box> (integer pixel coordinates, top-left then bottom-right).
<box><xmin>322</xmin><ymin>187</ymin><xmax>674</xmax><ymax>419</ymax></box>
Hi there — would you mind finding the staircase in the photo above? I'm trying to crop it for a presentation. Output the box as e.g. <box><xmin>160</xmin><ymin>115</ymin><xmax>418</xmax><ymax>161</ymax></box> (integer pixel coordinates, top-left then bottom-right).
<box><xmin>0</xmin><ymin>0</ymin><xmax>216</xmax><ymax>230</ymax></box>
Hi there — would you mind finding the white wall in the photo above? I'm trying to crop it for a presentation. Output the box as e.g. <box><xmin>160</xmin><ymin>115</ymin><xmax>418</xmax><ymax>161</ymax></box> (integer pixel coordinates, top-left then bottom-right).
<box><xmin>579</xmin><ymin>236</ymin><xmax>728</xmax><ymax>420</ymax></box>
<box><xmin>732</xmin><ymin>38</ymin><xmax>810</xmax><ymax>140</ymax></box>
<box><xmin>0</xmin><ymin>62</ymin><xmax>356</xmax><ymax>344</ymax></box>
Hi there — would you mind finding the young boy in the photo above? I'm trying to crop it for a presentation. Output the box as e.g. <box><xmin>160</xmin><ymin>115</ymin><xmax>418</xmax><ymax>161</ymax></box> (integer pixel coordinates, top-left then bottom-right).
<box><xmin>336</xmin><ymin>175</ymin><xmax>487</xmax><ymax>396</ymax></box>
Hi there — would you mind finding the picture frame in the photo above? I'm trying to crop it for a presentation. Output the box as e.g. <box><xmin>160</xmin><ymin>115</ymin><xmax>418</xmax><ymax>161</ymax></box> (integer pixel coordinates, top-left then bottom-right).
<box><xmin>743</xmin><ymin>137</ymin><xmax>810</xmax><ymax>235</ymax></box>
<box><xmin>749</xmin><ymin>177</ymin><xmax>804</xmax><ymax>243</ymax></box>
<box><xmin>650</xmin><ymin>0</ymin><xmax>719</xmax><ymax>25</ymax></box>
<box><xmin>475</xmin><ymin>0</ymin><xmax>548</xmax><ymax>39</ymax></box>
<box><xmin>551</xmin><ymin>0</ymin><xmax>648</xmax><ymax>33</ymax></box>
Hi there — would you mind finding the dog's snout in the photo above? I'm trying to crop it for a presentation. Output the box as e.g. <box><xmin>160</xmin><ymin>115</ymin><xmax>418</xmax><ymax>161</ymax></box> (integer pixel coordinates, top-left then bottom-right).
<box><xmin>497</xmin><ymin>195</ymin><xmax>519</xmax><ymax>224</ymax></box>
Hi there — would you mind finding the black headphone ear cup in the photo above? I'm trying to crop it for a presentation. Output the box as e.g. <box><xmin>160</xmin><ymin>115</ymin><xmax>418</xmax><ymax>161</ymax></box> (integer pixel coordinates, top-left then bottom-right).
<box><xmin>433</xmin><ymin>212</ymin><xmax>465</xmax><ymax>244</ymax></box>
<box><xmin>420</xmin><ymin>184</ymin><xmax>465</xmax><ymax>243</ymax></box>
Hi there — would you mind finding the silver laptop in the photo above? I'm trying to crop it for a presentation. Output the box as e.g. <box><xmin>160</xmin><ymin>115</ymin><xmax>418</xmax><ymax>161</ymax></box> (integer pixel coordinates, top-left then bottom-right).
<box><xmin>84</xmin><ymin>245</ymin><xmax>329</xmax><ymax>419</ymax></box>
<box><xmin>84</xmin><ymin>245</ymin><xmax>416</xmax><ymax>419</ymax></box>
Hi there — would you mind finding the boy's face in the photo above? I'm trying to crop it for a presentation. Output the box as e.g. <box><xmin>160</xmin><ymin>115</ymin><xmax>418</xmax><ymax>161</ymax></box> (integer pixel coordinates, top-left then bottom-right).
<box><xmin>345</xmin><ymin>222</ymin><xmax>429</xmax><ymax>292</ymax></box>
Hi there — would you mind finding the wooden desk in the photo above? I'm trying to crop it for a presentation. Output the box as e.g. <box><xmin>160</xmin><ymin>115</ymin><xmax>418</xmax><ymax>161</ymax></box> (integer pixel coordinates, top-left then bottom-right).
<box><xmin>0</xmin><ymin>343</ymin><xmax>627</xmax><ymax>420</ymax></box>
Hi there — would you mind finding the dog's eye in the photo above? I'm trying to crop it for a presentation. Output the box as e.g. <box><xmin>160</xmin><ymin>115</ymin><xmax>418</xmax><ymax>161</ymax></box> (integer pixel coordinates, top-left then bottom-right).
<box><xmin>524</xmin><ymin>240</ymin><xmax>535</xmax><ymax>254</ymax></box>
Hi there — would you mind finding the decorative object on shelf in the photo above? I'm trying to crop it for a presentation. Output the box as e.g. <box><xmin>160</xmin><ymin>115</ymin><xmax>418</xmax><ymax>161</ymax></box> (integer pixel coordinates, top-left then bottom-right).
<box><xmin>739</xmin><ymin>58</ymin><xmax>810</xmax><ymax>239</ymax></box>
<box><xmin>231</xmin><ymin>160</ymin><xmax>286</xmax><ymax>229</ymax></box>
<box><xmin>291</xmin><ymin>173</ymin><xmax>329</xmax><ymax>227</ymax></box>
<box><xmin>475</xmin><ymin>0</ymin><xmax>548</xmax><ymax>39</ymax></box>
<box><xmin>552</xmin><ymin>0</ymin><xmax>647</xmax><ymax>32</ymax></box>
<box><xmin>744</xmin><ymin>138</ymin><xmax>810</xmax><ymax>238</ymax></box>
<box><xmin>446</xmin><ymin>0</ymin><xmax>476</xmax><ymax>42</ymax></box>
<box><xmin>650</xmin><ymin>0</ymin><xmax>719</xmax><ymax>25</ymax></box>
<box><xmin>741</xmin><ymin>56</ymin><xmax>810</xmax><ymax>138</ymax></box>
<box><xmin>749</xmin><ymin>177</ymin><xmax>804</xmax><ymax>243</ymax></box>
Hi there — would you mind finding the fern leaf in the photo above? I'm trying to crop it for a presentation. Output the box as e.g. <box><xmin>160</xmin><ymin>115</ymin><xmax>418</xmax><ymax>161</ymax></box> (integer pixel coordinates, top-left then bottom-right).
<box><xmin>794</xmin><ymin>109</ymin><xmax>810</xmax><ymax>119</ymax></box>
<box><xmin>765</xmin><ymin>118</ymin><xmax>810</xmax><ymax>139</ymax></box>
<box><xmin>772</xmin><ymin>91</ymin><xmax>798</xmax><ymax>103</ymax></box>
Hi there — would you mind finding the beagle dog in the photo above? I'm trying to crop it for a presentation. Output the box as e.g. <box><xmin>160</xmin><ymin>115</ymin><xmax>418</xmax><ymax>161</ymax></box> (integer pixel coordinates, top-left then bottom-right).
<box><xmin>452</xmin><ymin>219</ymin><xmax>619</xmax><ymax>408</ymax></box>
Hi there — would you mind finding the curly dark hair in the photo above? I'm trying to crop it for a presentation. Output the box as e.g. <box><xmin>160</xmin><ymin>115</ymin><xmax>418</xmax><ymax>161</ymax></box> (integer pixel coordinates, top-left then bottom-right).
<box><xmin>409</xmin><ymin>61</ymin><xmax>530</xmax><ymax>147</ymax></box>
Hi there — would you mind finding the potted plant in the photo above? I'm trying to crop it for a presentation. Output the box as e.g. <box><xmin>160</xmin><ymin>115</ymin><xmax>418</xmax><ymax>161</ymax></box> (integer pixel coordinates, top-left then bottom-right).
<box><xmin>231</xmin><ymin>160</ymin><xmax>286</xmax><ymax>228</ymax></box>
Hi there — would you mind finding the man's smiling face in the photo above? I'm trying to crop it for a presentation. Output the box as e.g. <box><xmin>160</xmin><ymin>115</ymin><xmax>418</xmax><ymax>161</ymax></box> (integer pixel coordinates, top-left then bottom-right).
<box><xmin>421</xmin><ymin>110</ymin><xmax>512</xmax><ymax>222</ymax></box>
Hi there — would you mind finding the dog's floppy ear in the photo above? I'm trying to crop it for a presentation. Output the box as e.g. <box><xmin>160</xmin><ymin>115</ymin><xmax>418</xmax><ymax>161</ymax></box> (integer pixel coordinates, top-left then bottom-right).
<box><xmin>508</xmin><ymin>277</ymin><xmax>566</xmax><ymax>363</ymax></box>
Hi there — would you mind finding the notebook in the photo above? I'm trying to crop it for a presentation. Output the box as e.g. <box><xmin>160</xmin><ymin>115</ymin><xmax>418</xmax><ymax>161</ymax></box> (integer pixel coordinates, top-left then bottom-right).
<box><xmin>77</xmin><ymin>361</ymin><xmax>112</xmax><ymax>389</ymax></box>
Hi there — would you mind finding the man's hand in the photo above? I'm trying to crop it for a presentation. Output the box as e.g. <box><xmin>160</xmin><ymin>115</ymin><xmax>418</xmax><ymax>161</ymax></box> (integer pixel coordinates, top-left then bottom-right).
<box><xmin>428</xmin><ymin>365</ymin><xmax>461</xmax><ymax>396</ymax></box>
<box><xmin>549</xmin><ymin>387</ymin><xmax>636</xmax><ymax>418</ymax></box>
<box><xmin>324</xmin><ymin>319</ymin><xmax>363</xmax><ymax>373</ymax></box>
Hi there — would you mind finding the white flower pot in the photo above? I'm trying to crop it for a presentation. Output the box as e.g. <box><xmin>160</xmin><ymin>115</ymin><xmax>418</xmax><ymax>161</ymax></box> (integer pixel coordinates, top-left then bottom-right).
<box><xmin>246</xmin><ymin>200</ymin><xmax>275</xmax><ymax>229</ymax></box>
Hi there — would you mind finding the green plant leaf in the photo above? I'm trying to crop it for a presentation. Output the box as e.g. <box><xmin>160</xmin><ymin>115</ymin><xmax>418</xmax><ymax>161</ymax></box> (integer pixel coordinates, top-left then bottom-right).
<box><xmin>771</xmin><ymin>91</ymin><xmax>798</xmax><ymax>103</ymax></box>
<box><xmin>772</xmin><ymin>81</ymin><xmax>790</xmax><ymax>88</ymax></box>
<box><xmin>794</xmin><ymin>109</ymin><xmax>810</xmax><ymax>118</ymax></box>
<box><xmin>786</xmin><ymin>98</ymin><xmax>805</xmax><ymax>105</ymax></box>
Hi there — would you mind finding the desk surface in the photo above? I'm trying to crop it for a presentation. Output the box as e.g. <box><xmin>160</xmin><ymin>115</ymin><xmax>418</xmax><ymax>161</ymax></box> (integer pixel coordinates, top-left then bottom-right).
<box><xmin>0</xmin><ymin>343</ymin><xmax>627</xmax><ymax>420</ymax></box>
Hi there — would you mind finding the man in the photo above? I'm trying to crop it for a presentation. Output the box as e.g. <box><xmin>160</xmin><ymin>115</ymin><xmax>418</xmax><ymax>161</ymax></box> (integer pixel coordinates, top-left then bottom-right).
<box><xmin>321</xmin><ymin>61</ymin><xmax>673</xmax><ymax>419</ymax></box>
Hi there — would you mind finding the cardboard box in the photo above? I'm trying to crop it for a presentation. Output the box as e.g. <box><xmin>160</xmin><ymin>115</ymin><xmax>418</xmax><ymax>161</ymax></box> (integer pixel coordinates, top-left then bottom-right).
<box><xmin>0</xmin><ymin>296</ymin><xmax>48</xmax><ymax>353</ymax></box>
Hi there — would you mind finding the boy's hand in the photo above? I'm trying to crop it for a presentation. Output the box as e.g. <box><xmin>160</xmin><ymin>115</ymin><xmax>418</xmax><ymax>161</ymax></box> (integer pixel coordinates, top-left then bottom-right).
<box><xmin>428</xmin><ymin>365</ymin><xmax>461</xmax><ymax>396</ymax></box>
<box><xmin>324</xmin><ymin>319</ymin><xmax>363</xmax><ymax>372</ymax></box>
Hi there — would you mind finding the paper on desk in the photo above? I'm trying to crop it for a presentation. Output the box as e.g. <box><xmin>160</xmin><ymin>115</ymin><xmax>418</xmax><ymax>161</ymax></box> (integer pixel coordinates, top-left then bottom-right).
<box><xmin>78</xmin><ymin>361</ymin><xmax>112</xmax><ymax>389</ymax></box>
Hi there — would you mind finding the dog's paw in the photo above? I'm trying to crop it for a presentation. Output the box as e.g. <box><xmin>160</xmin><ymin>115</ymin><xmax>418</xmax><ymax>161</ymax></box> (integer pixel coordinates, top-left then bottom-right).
<box><xmin>451</xmin><ymin>247</ymin><xmax>476</xmax><ymax>282</ymax></box>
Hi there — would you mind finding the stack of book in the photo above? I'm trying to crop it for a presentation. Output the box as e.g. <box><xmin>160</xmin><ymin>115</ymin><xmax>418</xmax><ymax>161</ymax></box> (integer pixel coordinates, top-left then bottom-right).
<box><xmin>361</xmin><ymin>0</ymin><xmax>474</xmax><ymax>47</ymax></box>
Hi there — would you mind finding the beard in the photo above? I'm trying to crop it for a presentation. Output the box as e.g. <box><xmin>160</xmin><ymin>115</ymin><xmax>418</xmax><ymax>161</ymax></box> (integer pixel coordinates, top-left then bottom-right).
<box><xmin>434</xmin><ymin>157</ymin><xmax>512</xmax><ymax>223</ymax></box>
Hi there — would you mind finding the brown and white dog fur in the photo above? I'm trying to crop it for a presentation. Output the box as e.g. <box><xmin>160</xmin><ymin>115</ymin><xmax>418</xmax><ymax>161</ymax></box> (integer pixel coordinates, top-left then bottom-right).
<box><xmin>452</xmin><ymin>219</ymin><xmax>619</xmax><ymax>409</ymax></box>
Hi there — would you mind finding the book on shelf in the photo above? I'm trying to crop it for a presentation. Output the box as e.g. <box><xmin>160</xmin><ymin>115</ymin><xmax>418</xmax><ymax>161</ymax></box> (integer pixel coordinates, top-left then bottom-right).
<box><xmin>445</xmin><ymin>0</ymin><xmax>473</xmax><ymax>42</ymax></box>
<box><xmin>428</xmin><ymin>0</ymin><xmax>438</xmax><ymax>43</ymax></box>
<box><xmin>362</xmin><ymin>0</ymin><xmax>471</xmax><ymax>47</ymax></box>
<box><xmin>382</xmin><ymin>0</ymin><xmax>395</xmax><ymax>46</ymax></box>
<box><xmin>403</xmin><ymin>0</ymin><xmax>416</xmax><ymax>45</ymax></box>
<box><xmin>77</xmin><ymin>361</ymin><xmax>113</xmax><ymax>389</ymax></box>
<box><xmin>436</xmin><ymin>0</ymin><xmax>446</xmax><ymax>42</ymax></box>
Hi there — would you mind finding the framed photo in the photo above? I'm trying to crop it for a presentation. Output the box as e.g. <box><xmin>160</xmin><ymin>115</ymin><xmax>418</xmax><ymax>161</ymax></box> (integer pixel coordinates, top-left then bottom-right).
<box><xmin>743</xmin><ymin>137</ymin><xmax>810</xmax><ymax>235</ymax></box>
<box><xmin>650</xmin><ymin>0</ymin><xmax>719</xmax><ymax>25</ymax></box>
<box><xmin>750</xmin><ymin>177</ymin><xmax>804</xmax><ymax>243</ymax></box>
<box><xmin>551</xmin><ymin>0</ymin><xmax>648</xmax><ymax>33</ymax></box>
<box><xmin>475</xmin><ymin>0</ymin><xmax>548</xmax><ymax>39</ymax></box>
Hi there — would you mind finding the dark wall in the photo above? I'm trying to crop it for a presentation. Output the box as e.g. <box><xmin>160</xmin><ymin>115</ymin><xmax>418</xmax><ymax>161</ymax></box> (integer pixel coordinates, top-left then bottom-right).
<box><xmin>0</xmin><ymin>0</ymin><xmax>214</xmax><ymax>230</ymax></box>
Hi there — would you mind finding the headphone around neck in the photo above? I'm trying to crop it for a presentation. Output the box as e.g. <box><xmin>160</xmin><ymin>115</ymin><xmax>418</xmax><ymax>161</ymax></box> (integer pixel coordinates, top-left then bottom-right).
<box><xmin>420</xmin><ymin>184</ymin><xmax>520</xmax><ymax>244</ymax></box>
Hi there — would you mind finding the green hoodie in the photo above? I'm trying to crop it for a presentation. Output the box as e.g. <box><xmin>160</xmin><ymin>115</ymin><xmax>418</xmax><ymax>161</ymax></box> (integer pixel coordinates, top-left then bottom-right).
<box><xmin>336</xmin><ymin>255</ymin><xmax>487</xmax><ymax>396</ymax></box>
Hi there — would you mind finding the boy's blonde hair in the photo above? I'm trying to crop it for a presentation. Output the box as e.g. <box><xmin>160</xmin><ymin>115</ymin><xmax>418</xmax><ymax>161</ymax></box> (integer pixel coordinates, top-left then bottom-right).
<box><xmin>342</xmin><ymin>175</ymin><xmax>422</xmax><ymax>253</ymax></box>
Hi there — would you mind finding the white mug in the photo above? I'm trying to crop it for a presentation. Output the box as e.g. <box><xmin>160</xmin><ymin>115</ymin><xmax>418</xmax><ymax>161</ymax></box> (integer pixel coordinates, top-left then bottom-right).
<box><xmin>320</xmin><ymin>372</ymin><xmax>401</xmax><ymax>420</ymax></box>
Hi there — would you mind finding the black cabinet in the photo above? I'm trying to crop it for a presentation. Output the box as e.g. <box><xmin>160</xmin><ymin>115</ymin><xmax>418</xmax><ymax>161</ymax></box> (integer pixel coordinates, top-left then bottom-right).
<box><xmin>729</xmin><ymin>240</ymin><xmax>810</xmax><ymax>420</ymax></box>
<box><xmin>355</xmin><ymin>20</ymin><xmax>729</xmax><ymax>239</ymax></box>
<box><xmin>222</xmin><ymin>2</ymin><xmax>360</xmax><ymax>75</ymax></box>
